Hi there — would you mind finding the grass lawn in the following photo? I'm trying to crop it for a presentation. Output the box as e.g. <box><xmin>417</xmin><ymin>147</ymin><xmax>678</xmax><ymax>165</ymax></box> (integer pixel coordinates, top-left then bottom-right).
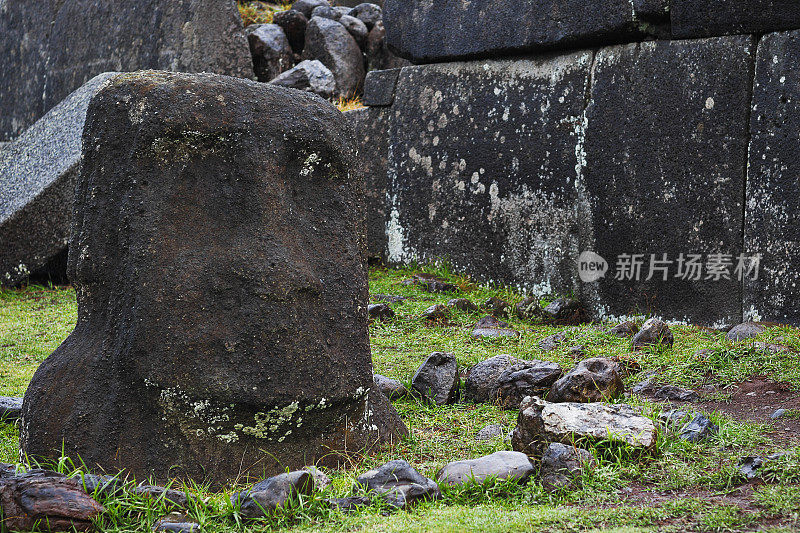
<box><xmin>1</xmin><ymin>264</ymin><xmax>799</xmax><ymax>531</ymax></box>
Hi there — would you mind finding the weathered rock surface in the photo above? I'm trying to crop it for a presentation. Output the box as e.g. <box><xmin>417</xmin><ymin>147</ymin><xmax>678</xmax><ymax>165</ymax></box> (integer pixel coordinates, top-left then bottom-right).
<box><xmin>671</xmin><ymin>1</ymin><xmax>800</xmax><ymax>39</ymax></box>
<box><xmin>231</xmin><ymin>471</ymin><xmax>314</xmax><ymax>518</ymax></box>
<box><xmin>20</xmin><ymin>71</ymin><xmax>403</xmax><ymax>486</ymax></box>
<box><xmin>246</xmin><ymin>24</ymin><xmax>294</xmax><ymax>82</ymax></box>
<box><xmin>0</xmin><ymin>469</ymin><xmax>104</xmax><ymax>532</ymax></box>
<box><xmin>653</xmin><ymin>385</ymin><xmax>699</xmax><ymax>402</ymax></box>
<box><xmin>363</xmin><ymin>68</ymin><xmax>401</xmax><ymax>107</ymax></box>
<box><xmin>483</xmin><ymin>297</ymin><xmax>511</xmax><ymax>317</ymax></box>
<box><xmin>538</xmin><ymin>332</ymin><xmax>567</xmax><ymax>352</ymax></box>
<box><xmin>303</xmin><ymin>466</ymin><xmax>331</xmax><ymax>491</ymax></box>
<box><xmin>631</xmin><ymin>318</ymin><xmax>674</xmax><ymax>350</ymax></box>
<box><xmin>339</xmin><ymin>15</ymin><xmax>369</xmax><ymax>49</ymax></box>
<box><xmin>422</xmin><ymin>304</ymin><xmax>449</xmax><ymax>320</ymax></box>
<box><xmin>658</xmin><ymin>409</ymin><xmax>690</xmax><ymax>430</ymax></box>
<box><xmin>436</xmin><ymin>451</ymin><xmax>534</xmax><ymax>487</ymax></box>
<box><xmin>270</xmin><ymin>60</ymin><xmax>336</xmax><ymax>98</ymax></box>
<box><xmin>302</xmin><ymin>17</ymin><xmax>365</xmax><ymax>97</ymax></box>
<box><xmin>464</xmin><ymin>354</ymin><xmax>519</xmax><ymax>403</ymax></box>
<box><xmin>515</xmin><ymin>296</ymin><xmax>545</xmax><ymax>320</ymax></box>
<box><xmin>745</xmin><ymin>30</ymin><xmax>800</xmax><ymax>325</ymax></box>
<box><xmin>726</xmin><ymin>322</ymin><xmax>765</xmax><ymax>342</ymax></box>
<box><xmin>448</xmin><ymin>298</ymin><xmax>479</xmax><ymax>312</ymax></box>
<box><xmin>383</xmin><ymin>0</ymin><xmax>653</xmax><ymax>63</ymax></box>
<box><xmin>0</xmin><ymin>72</ymin><xmax>118</xmax><ymax>287</ymax></box>
<box><xmin>495</xmin><ymin>361</ymin><xmax>563</xmax><ymax>409</ymax></box>
<box><xmin>374</xmin><ymin>374</ymin><xmax>407</xmax><ymax>400</ymax></box>
<box><xmin>548</xmin><ymin>358</ymin><xmax>624</xmax><ymax>403</ymax></box>
<box><xmin>544</xmin><ymin>298</ymin><xmax>584</xmax><ymax>323</ymax></box>
<box><xmin>511</xmin><ymin>397</ymin><xmax>657</xmax><ymax>456</ymax></box>
<box><xmin>349</xmin><ymin>3</ymin><xmax>383</xmax><ymax>29</ymax></box>
<box><xmin>0</xmin><ymin>0</ymin><xmax>252</xmax><ymax>141</ymax></box>
<box><xmin>584</xmin><ymin>37</ymin><xmax>752</xmax><ymax>325</ymax></box>
<box><xmin>606</xmin><ymin>321</ymin><xmax>639</xmax><ymax>338</ymax></box>
<box><xmin>293</xmin><ymin>0</ymin><xmax>330</xmax><ymax>18</ymax></box>
<box><xmin>471</xmin><ymin>316</ymin><xmax>520</xmax><ymax>339</ymax></box>
<box><xmin>133</xmin><ymin>485</ymin><xmax>191</xmax><ymax>508</ymax></box>
<box><xmin>475</xmin><ymin>424</ymin><xmax>504</xmax><ymax>442</ymax></box>
<box><xmin>365</xmin><ymin>21</ymin><xmax>411</xmax><ymax>72</ymax></box>
<box><xmin>0</xmin><ymin>397</ymin><xmax>23</xmax><ymax>422</ymax></box>
<box><xmin>540</xmin><ymin>442</ymin><xmax>595</xmax><ymax>492</ymax></box>
<box><xmin>311</xmin><ymin>5</ymin><xmax>342</xmax><ymax>21</ymax></box>
<box><xmin>326</xmin><ymin>495</ymin><xmax>371</xmax><ymax>511</ymax></box>
<box><xmin>680</xmin><ymin>414</ymin><xmax>718</xmax><ymax>442</ymax></box>
<box><xmin>273</xmin><ymin>9</ymin><xmax>309</xmax><ymax>54</ymax></box>
<box><xmin>153</xmin><ymin>512</ymin><xmax>200</xmax><ymax>533</ymax></box>
<box><xmin>354</xmin><ymin>460</ymin><xmax>440</xmax><ymax>508</ymax></box>
<box><xmin>412</xmin><ymin>352</ymin><xmax>459</xmax><ymax>405</ymax></box>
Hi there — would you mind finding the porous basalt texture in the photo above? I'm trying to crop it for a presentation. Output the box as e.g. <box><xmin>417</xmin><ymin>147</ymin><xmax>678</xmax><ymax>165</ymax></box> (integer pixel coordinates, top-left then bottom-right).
<box><xmin>20</xmin><ymin>71</ymin><xmax>404</xmax><ymax>487</ymax></box>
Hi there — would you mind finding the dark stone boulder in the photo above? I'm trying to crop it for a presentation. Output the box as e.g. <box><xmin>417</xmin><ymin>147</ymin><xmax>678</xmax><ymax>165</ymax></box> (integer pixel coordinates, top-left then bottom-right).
<box><xmin>680</xmin><ymin>414</ymin><xmax>718</xmax><ymax>442</ymax></box>
<box><xmin>0</xmin><ymin>470</ymin><xmax>104</xmax><ymax>532</ymax></box>
<box><xmin>132</xmin><ymin>485</ymin><xmax>191</xmax><ymax>508</ymax></box>
<box><xmin>373</xmin><ymin>374</ymin><xmax>407</xmax><ymax>400</ymax></box>
<box><xmin>436</xmin><ymin>451</ymin><xmax>534</xmax><ymax>487</ymax></box>
<box><xmin>471</xmin><ymin>316</ymin><xmax>519</xmax><ymax>339</ymax></box>
<box><xmin>19</xmin><ymin>71</ymin><xmax>403</xmax><ymax>486</ymax></box>
<box><xmin>383</xmin><ymin>0</ymin><xmax>653</xmax><ymax>63</ymax></box>
<box><xmin>368</xmin><ymin>303</ymin><xmax>395</xmax><ymax>320</ymax></box>
<box><xmin>340</xmin><ymin>15</ymin><xmax>369</xmax><ymax>49</ymax></box>
<box><xmin>302</xmin><ymin>17</ymin><xmax>366</xmax><ymax>98</ymax></box>
<box><xmin>495</xmin><ymin>361</ymin><xmax>563</xmax><ymax>409</ymax></box>
<box><xmin>292</xmin><ymin>0</ymin><xmax>330</xmax><ymax>18</ymax></box>
<box><xmin>538</xmin><ymin>332</ymin><xmax>567</xmax><ymax>352</ymax></box>
<box><xmin>671</xmin><ymin>1</ymin><xmax>800</xmax><ymax>39</ymax></box>
<box><xmin>631</xmin><ymin>318</ymin><xmax>674</xmax><ymax>350</ymax></box>
<box><xmin>349</xmin><ymin>3</ymin><xmax>383</xmax><ymax>30</ymax></box>
<box><xmin>273</xmin><ymin>9</ymin><xmax>308</xmax><ymax>54</ymax></box>
<box><xmin>653</xmin><ymin>385</ymin><xmax>699</xmax><ymax>402</ymax></box>
<box><xmin>464</xmin><ymin>354</ymin><xmax>519</xmax><ymax>403</ymax></box>
<box><xmin>483</xmin><ymin>296</ymin><xmax>510</xmax><ymax>317</ymax></box>
<box><xmin>515</xmin><ymin>296</ymin><xmax>545</xmax><ymax>320</ymax></box>
<box><xmin>0</xmin><ymin>72</ymin><xmax>118</xmax><ymax>287</ymax></box>
<box><xmin>421</xmin><ymin>304</ymin><xmax>449</xmax><ymax>320</ymax></box>
<box><xmin>543</xmin><ymin>298</ymin><xmax>586</xmax><ymax>324</ymax></box>
<box><xmin>606</xmin><ymin>321</ymin><xmax>639</xmax><ymax>338</ymax></box>
<box><xmin>540</xmin><ymin>443</ymin><xmax>595</xmax><ymax>492</ymax></box>
<box><xmin>363</xmin><ymin>68</ymin><xmax>400</xmax><ymax>107</ymax></box>
<box><xmin>231</xmin><ymin>471</ymin><xmax>314</xmax><ymax>518</ymax></box>
<box><xmin>548</xmin><ymin>358</ymin><xmax>624</xmax><ymax>403</ymax></box>
<box><xmin>326</xmin><ymin>495</ymin><xmax>371</xmax><ymax>511</ymax></box>
<box><xmin>354</xmin><ymin>460</ymin><xmax>440</xmax><ymax>508</ymax></box>
<box><xmin>311</xmin><ymin>5</ymin><xmax>342</xmax><ymax>20</ymax></box>
<box><xmin>0</xmin><ymin>0</ymin><xmax>252</xmax><ymax>142</ymax></box>
<box><xmin>412</xmin><ymin>352</ymin><xmax>459</xmax><ymax>405</ymax></box>
<box><xmin>269</xmin><ymin>59</ymin><xmax>336</xmax><ymax>98</ymax></box>
<box><xmin>726</xmin><ymin>322</ymin><xmax>765</xmax><ymax>342</ymax></box>
<box><xmin>246</xmin><ymin>24</ymin><xmax>294</xmax><ymax>82</ymax></box>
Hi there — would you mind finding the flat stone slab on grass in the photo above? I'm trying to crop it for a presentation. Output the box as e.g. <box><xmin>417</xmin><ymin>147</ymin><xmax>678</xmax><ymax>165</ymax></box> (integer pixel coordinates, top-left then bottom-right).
<box><xmin>0</xmin><ymin>72</ymin><xmax>118</xmax><ymax>287</ymax></box>
<box><xmin>436</xmin><ymin>451</ymin><xmax>534</xmax><ymax>487</ymax></box>
<box><xmin>512</xmin><ymin>396</ymin><xmax>657</xmax><ymax>455</ymax></box>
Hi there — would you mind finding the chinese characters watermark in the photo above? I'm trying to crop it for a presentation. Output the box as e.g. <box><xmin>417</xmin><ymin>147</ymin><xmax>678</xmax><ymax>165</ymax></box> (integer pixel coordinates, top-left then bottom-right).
<box><xmin>578</xmin><ymin>252</ymin><xmax>760</xmax><ymax>283</ymax></box>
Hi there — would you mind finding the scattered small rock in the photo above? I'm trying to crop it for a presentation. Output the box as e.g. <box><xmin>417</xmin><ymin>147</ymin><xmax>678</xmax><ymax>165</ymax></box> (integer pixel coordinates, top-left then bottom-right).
<box><xmin>679</xmin><ymin>414</ymin><xmax>718</xmax><ymax>442</ymax></box>
<box><xmin>339</xmin><ymin>15</ymin><xmax>369</xmax><ymax>48</ymax></box>
<box><xmin>132</xmin><ymin>485</ymin><xmax>191</xmax><ymax>508</ymax></box>
<box><xmin>515</xmin><ymin>296</ymin><xmax>545</xmax><ymax>320</ymax></box>
<box><xmin>475</xmin><ymin>424</ymin><xmax>505</xmax><ymax>441</ymax></box>
<box><xmin>448</xmin><ymin>298</ymin><xmax>479</xmax><ymax>312</ymax></box>
<box><xmin>326</xmin><ymin>495</ymin><xmax>371</xmax><ymax>512</ymax></box>
<box><xmin>494</xmin><ymin>361</ymin><xmax>563</xmax><ymax>409</ymax></box>
<box><xmin>471</xmin><ymin>316</ymin><xmax>520</xmax><ymax>339</ymax></box>
<box><xmin>482</xmin><ymin>296</ymin><xmax>510</xmax><ymax>317</ymax></box>
<box><xmin>303</xmin><ymin>466</ymin><xmax>331</xmax><ymax>491</ymax></box>
<box><xmin>548</xmin><ymin>357</ymin><xmax>624</xmax><ymax>403</ymax></box>
<box><xmin>653</xmin><ymin>385</ymin><xmax>699</xmax><ymax>402</ymax></box>
<box><xmin>422</xmin><ymin>304</ymin><xmax>449</xmax><ymax>321</ymax></box>
<box><xmin>511</xmin><ymin>396</ymin><xmax>657</xmax><ymax>456</ymax></box>
<box><xmin>737</xmin><ymin>456</ymin><xmax>764</xmax><ymax>480</ymax></box>
<box><xmin>436</xmin><ymin>451</ymin><xmax>535</xmax><ymax>487</ymax></box>
<box><xmin>631</xmin><ymin>372</ymin><xmax>657</xmax><ymax>394</ymax></box>
<box><xmin>292</xmin><ymin>0</ymin><xmax>330</xmax><ymax>18</ymax></box>
<box><xmin>412</xmin><ymin>352</ymin><xmax>460</xmax><ymax>405</ymax></box>
<box><xmin>269</xmin><ymin>59</ymin><xmax>336</xmax><ymax>98</ymax></box>
<box><xmin>0</xmin><ymin>396</ymin><xmax>23</xmax><ymax>422</ymax></box>
<box><xmin>231</xmin><ymin>471</ymin><xmax>314</xmax><ymax>518</ymax></box>
<box><xmin>0</xmin><ymin>469</ymin><xmax>105</xmax><ymax>532</ymax></box>
<box><xmin>354</xmin><ymin>460</ymin><xmax>440</xmax><ymax>508</ymax></box>
<box><xmin>631</xmin><ymin>318</ymin><xmax>674</xmax><ymax>350</ymax></box>
<box><xmin>246</xmin><ymin>24</ymin><xmax>294</xmax><ymax>82</ymax></box>
<box><xmin>153</xmin><ymin>512</ymin><xmax>200</xmax><ymax>533</ymax></box>
<box><xmin>311</xmin><ymin>5</ymin><xmax>342</xmax><ymax>20</ymax></box>
<box><xmin>771</xmin><ymin>408</ymin><xmax>787</xmax><ymax>419</ymax></box>
<box><xmin>272</xmin><ymin>9</ymin><xmax>308</xmax><ymax>54</ymax></box>
<box><xmin>754</xmin><ymin>342</ymin><xmax>792</xmax><ymax>354</ymax></box>
<box><xmin>80</xmin><ymin>473</ymin><xmax>124</xmax><ymax>497</ymax></box>
<box><xmin>368</xmin><ymin>303</ymin><xmax>395</xmax><ymax>320</ymax></box>
<box><xmin>374</xmin><ymin>374</ymin><xmax>408</xmax><ymax>400</ymax></box>
<box><xmin>726</xmin><ymin>322</ymin><xmax>765</xmax><ymax>342</ymax></box>
<box><xmin>658</xmin><ymin>409</ymin><xmax>690</xmax><ymax>430</ymax></box>
<box><xmin>538</xmin><ymin>331</ymin><xmax>566</xmax><ymax>352</ymax></box>
<box><xmin>402</xmin><ymin>274</ymin><xmax>457</xmax><ymax>293</ymax></box>
<box><xmin>606</xmin><ymin>321</ymin><xmax>639</xmax><ymax>338</ymax></box>
<box><xmin>540</xmin><ymin>443</ymin><xmax>596</xmax><ymax>492</ymax></box>
<box><xmin>543</xmin><ymin>298</ymin><xmax>585</xmax><ymax>324</ymax></box>
<box><xmin>302</xmin><ymin>16</ymin><xmax>365</xmax><ymax>98</ymax></box>
<box><xmin>348</xmin><ymin>2</ymin><xmax>383</xmax><ymax>29</ymax></box>
<box><xmin>464</xmin><ymin>354</ymin><xmax>519</xmax><ymax>402</ymax></box>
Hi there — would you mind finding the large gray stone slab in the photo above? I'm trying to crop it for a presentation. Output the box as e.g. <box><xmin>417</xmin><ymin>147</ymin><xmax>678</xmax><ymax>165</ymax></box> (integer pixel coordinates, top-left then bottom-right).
<box><xmin>383</xmin><ymin>0</ymin><xmax>656</xmax><ymax>63</ymax></box>
<box><xmin>581</xmin><ymin>36</ymin><xmax>754</xmax><ymax>325</ymax></box>
<box><xmin>744</xmin><ymin>30</ymin><xmax>800</xmax><ymax>324</ymax></box>
<box><xmin>0</xmin><ymin>0</ymin><xmax>252</xmax><ymax>141</ymax></box>
<box><xmin>0</xmin><ymin>72</ymin><xmax>119</xmax><ymax>287</ymax></box>
<box><xmin>384</xmin><ymin>52</ymin><xmax>594</xmax><ymax>298</ymax></box>
<box><xmin>671</xmin><ymin>1</ymin><xmax>800</xmax><ymax>39</ymax></box>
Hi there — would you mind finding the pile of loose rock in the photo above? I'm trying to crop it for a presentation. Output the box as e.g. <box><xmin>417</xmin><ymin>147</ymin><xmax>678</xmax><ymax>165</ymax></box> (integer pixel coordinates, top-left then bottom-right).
<box><xmin>244</xmin><ymin>0</ymin><xmax>408</xmax><ymax>98</ymax></box>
